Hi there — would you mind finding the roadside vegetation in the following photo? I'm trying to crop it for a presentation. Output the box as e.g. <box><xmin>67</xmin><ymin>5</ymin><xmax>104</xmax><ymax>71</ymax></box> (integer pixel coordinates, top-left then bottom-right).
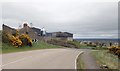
<box><xmin>0</xmin><ymin>30</ymin><xmax>2</xmax><ymax>53</ymax></box>
<box><xmin>91</xmin><ymin>50</ymin><xmax>118</xmax><ymax>69</ymax></box>
<box><xmin>76</xmin><ymin>40</ymin><xmax>119</xmax><ymax>70</ymax></box>
<box><xmin>1</xmin><ymin>29</ymin><xmax>63</xmax><ymax>53</ymax></box>
<box><xmin>2</xmin><ymin>30</ymin><xmax>32</xmax><ymax>47</ymax></box>
<box><xmin>47</xmin><ymin>39</ymin><xmax>88</xmax><ymax>49</ymax></box>
<box><xmin>2</xmin><ymin>41</ymin><xmax>62</xmax><ymax>53</ymax></box>
<box><xmin>108</xmin><ymin>46</ymin><xmax>120</xmax><ymax>59</ymax></box>
<box><xmin>0</xmin><ymin>42</ymin><xmax>1</xmax><ymax>54</ymax></box>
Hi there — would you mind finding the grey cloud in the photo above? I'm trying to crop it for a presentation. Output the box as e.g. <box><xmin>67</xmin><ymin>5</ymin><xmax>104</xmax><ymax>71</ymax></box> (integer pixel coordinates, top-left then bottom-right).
<box><xmin>2</xmin><ymin>1</ymin><xmax>118</xmax><ymax>38</ymax></box>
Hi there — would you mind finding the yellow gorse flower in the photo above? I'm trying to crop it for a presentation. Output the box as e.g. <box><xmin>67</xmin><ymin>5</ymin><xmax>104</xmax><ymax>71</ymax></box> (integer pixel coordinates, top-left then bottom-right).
<box><xmin>6</xmin><ymin>31</ymin><xmax>32</xmax><ymax>47</ymax></box>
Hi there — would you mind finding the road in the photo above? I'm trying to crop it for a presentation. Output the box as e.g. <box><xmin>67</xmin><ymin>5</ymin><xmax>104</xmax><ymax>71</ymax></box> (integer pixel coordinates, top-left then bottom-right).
<box><xmin>2</xmin><ymin>48</ymin><xmax>83</xmax><ymax>69</ymax></box>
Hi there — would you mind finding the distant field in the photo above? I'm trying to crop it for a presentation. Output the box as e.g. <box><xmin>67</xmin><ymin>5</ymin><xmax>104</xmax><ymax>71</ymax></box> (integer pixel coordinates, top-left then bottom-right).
<box><xmin>91</xmin><ymin>50</ymin><xmax>118</xmax><ymax>69</ymax></box>
<box><xmin>2</xmin><ymin>41</ymin><xmax>63</xmax><ymax>53</ymax></box>
<box><xmin>75</xmin><ymin>39</ymin><xmax>118</xmax><ymax>43</ymax></box>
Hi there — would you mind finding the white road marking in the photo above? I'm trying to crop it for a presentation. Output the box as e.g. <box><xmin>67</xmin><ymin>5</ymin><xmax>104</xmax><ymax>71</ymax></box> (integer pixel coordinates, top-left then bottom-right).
<box><xmin>75</xmin><ymin>51</ymin><xmax>84</xmax><ymax>69</ymax></box>
<box><xmin>1</xmin><ymin>55</ymin><xmax>34</xmax><ymax>67</ymax></box>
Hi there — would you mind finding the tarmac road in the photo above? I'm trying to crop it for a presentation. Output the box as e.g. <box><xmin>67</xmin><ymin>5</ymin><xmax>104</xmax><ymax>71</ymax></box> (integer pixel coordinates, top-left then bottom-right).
<box><xmin>2</xmin><ymin>48</ymin><xmax>83</xmax><ymax>69</ymax></box>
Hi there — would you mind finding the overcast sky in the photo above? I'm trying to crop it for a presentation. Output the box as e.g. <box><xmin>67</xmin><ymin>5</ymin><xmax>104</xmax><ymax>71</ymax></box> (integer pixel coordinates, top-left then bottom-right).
<box><xmin>0</xmin><ymin>0</ymin><xmax>119</xmax><ymax>38</ymax></box>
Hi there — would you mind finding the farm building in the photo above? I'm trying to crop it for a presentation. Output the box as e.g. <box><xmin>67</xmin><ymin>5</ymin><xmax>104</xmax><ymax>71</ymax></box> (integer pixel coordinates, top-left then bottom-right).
<box><xmin>51</xmin><ymin>32</ymin><xmax>73</xmax><ymax>41</ymax></box>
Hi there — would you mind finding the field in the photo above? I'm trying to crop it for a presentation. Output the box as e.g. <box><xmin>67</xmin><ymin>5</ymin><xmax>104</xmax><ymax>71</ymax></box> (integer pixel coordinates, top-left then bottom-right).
<box><xmin>91</xmin><ymin>50</ymin><xmax>118</xmax><ymax>69</ymax></box>
<box><xmin>2</xmin><ymin>41</ymin><xmax>63</xmax><ymax>53</ymax></box>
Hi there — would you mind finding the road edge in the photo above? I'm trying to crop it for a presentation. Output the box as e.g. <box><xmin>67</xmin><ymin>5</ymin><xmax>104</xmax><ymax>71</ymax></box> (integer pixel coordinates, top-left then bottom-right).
<box><xmin>75</xmin><ymin>51</ymin><xmax>84</xmax><ymax>70</ymax></box>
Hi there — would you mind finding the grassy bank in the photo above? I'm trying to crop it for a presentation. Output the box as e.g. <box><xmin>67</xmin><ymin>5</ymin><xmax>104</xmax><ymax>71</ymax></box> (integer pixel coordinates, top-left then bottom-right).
<box><xmin>47</xmin><ymin>39</ymin><xmax>88</xmax><ymax>49</ymax></box>
<box><xmin>2</xmin><ymin>41</ymin><xmax>63</xmax><ymax>53</ymax></box>
<box><xmin>91</xmin><ymin>50</ymin><xmax>118</xmax><ymax>69</ymax></box>
<box><xmin>67</xmin><ymin>41</ymin><xmax>88</xmax><ymax>49</ymax></box>
<box><xmin>0</xmin><ymin>42</ymin><xmax>1</xmax><ymax>54</ymax></box>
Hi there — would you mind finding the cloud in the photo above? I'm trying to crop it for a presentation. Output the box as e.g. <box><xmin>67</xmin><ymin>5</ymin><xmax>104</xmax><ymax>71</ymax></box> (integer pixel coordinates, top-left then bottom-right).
<box><xmin>1</xmin><ymin>1</ymin><xmax>118</xmax><ymax>38</ymax></box>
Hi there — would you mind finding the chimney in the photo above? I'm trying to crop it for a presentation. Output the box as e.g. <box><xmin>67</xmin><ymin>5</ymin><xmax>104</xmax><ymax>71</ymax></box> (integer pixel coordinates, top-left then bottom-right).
<box><xmin>23</xmin><ymin>23</ymin><xmax>28</xmax><ymax>28</ymax></box>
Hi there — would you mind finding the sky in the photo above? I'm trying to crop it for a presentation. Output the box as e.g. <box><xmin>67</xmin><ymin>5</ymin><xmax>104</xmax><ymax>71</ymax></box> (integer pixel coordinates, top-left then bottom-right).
<box><xmin>0</xmin><ymin>0</ymin><xmax>119</xmax><ymax>39</ymax></box>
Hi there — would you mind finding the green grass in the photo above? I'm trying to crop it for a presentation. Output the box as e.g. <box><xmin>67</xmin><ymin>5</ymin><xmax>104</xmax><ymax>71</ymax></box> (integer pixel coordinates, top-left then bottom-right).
<box><xmin>67</xmin><ymin>40</ymin><xmax>106</xmax><ymax>49</ymax></box>
<box><xmin>91</xmin><ymin>50</ymin><xmax>118</xmax><ymax>69</ymax></box>
<box><xmin>67</xmin><ymin>40</ymin><xmax>88</xmax><ymax>49</ymax></box>
<box><xmin>0</xmin><ymin>42</ymin><xmax>2</xmax><ymax>54</ymax></box>
<box><xmin>2</xmin><ymin>41</ymin><xmax>63</xmax><ymax>53</ymax></box>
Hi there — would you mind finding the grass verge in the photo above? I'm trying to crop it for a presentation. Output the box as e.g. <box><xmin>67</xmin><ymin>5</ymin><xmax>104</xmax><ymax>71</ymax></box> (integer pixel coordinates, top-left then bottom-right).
<box><xmin>2</xmin><ymin>41</ymin><xmax>63</xmax><ymax>54</ymax></box>
<box><xmin>91</xmin><ymin>50</ymin><xmax>118</xmax><ymax>69</ymax></box>
<box><xmin>0</xmin><ymin>42</ymin><xmax>1</xmax><ymax>54</ymax></box>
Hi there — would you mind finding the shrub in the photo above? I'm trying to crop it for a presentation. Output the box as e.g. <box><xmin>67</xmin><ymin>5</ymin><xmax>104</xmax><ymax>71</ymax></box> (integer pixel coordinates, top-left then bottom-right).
<box><xmin>19</xmin><ymin>34</ymin><xmax>32</xmax><ymax>47</ymax></box>
<box><xmin>108</xmin><ymin>46</ymin><xmax>120</xmax><ymax>59</ymax></box>
<box><xmin>115</xmin><ymin>50</ymin><xmax>120</xmax><ymax>58</ymax></box>
<box><xmin>7</xmin><ymin>34</ymin><xmax>22</xmax><ymax>47</ymax></box>
<box><xmin>2</xmin><ymin>30</ymin><xmax>32</xmax><ymax>47</ymax></box>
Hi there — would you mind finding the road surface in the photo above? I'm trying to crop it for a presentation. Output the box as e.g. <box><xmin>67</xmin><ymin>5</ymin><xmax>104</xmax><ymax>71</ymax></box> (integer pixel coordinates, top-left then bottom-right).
<box><xmin>2</xmin><ymin>48</ymin><xmax>83</xmax><ymax>69</ymax></box>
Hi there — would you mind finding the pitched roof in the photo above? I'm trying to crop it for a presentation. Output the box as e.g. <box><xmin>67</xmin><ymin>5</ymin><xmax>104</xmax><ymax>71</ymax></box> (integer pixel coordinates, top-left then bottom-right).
<box><xmin>2</xmin><ymin>24</ymin><xmax>16</xmax><ymax>34</ymax></box>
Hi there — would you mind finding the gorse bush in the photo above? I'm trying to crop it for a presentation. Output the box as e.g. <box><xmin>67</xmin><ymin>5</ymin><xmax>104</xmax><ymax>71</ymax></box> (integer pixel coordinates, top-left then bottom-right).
<box><xmin>7</xmin><ymin>34</ymin><xmax>22</xmax><ymax>47</ymax></box>
<box><xmin>2</xmin><ymin>30</ymin><xmax>32</xmax><ymax>47</ymax></box>
<box><xmin>108</xmin><ymin>46</ymin><xmax>120</xmax><ymax>59</ymax></box>
<box><xmin>19</xmin><ymin>34</ymin><xmax>32</xmax><ymax>47</ymax></box>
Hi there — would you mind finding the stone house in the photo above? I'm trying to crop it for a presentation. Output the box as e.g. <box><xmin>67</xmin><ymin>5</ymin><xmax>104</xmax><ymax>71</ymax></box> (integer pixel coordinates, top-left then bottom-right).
<box><xmin>19</xmin><ymin>23</ymin><xmax>42</xmax><ymax>40</ymax></box>
<box><xmin>2</xmin><ymin>24</ymin><xmax>16</xmax><ymax>35</ymax></box>
<box><xmin>3</xmin><ymin>23</ymin><xmax>42</xmax><ymax>41</ymax></box>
